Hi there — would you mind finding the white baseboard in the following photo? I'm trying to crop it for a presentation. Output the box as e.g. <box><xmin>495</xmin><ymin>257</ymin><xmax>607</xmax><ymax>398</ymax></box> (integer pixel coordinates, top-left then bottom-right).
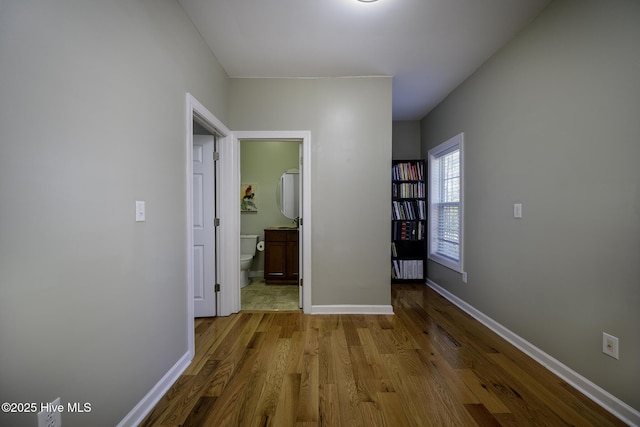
<box><xmin>426</xmin><ymin>279</ymin><xmax>640</xmax><ymax>427</ymax></box>
<box><xmin>311</xmin><ymin>304</ymin><xmax>394</xmax><ymax>315</ymax></box>
<box><xmin>117</xmin><ymin>351</ymin><xmax>191</xmax><ymax>427</ymax></box>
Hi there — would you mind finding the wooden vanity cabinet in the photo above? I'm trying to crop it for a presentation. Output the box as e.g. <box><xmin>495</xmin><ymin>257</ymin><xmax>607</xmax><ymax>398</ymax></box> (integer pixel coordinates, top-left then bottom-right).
<box><xmin>264</xmin><ymin>228</ymin><xmax>298</xmax><ymax>285</ymax></box>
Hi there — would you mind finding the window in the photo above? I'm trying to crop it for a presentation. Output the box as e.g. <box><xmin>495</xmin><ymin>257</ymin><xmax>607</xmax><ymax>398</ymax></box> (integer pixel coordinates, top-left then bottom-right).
<box><xmin>428</xmin><ymin>133</ymin><xmax>464</xmax><ymax>273</ymax></box>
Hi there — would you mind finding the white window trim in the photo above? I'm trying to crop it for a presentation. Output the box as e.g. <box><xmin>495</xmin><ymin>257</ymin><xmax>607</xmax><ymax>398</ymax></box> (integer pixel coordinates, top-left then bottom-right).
<box><xmin>427</xmin><ymin>132</ymin><xmax>464</xmax><ymax>273</ymax></box>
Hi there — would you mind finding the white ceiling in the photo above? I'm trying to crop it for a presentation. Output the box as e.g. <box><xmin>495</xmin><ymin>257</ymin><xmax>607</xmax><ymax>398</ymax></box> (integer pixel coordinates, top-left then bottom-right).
<box><xmin>179</xmin><ymin>0</ymin><xmax>550</xmax><ymax>120</ymax></box>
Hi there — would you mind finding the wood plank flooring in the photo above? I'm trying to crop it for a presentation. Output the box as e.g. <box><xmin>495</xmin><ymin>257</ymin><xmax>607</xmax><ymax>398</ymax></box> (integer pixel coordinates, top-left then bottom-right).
<box><xmin>140</xmin><ymin>284</ymin><xmax>626</xmax><ymax>426</ymax></box>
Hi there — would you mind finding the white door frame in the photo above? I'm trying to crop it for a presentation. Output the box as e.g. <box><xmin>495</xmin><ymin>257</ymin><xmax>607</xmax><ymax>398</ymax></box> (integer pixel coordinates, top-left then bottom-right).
<box><xmin>233</xmin><ymin>131</ymin><xmax>312</xmax><ymax>313</ymax></box>
<box><xmin>185</xmin><ymin>93</ymin><xmax>237</xmax><ymax>358</ymax></box>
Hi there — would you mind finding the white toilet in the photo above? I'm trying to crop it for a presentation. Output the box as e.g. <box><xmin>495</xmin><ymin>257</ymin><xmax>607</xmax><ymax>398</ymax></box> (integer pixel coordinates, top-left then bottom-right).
<box><xmin>240</xmin><ymin>234</ymin><xmax>259</xmax><ymax>288</ymax></box>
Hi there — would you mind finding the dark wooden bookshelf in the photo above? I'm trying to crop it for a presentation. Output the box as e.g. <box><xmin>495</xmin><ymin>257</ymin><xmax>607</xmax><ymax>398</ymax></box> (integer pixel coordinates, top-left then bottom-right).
<box><xmin>391</xmin><ymin>160</ymin><xmax>426</xmax><ymax>282</ymax></box>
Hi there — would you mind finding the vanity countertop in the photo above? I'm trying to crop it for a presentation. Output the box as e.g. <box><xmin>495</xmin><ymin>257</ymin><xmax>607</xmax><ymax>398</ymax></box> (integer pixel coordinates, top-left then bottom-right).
<box><xmin>265</xmin><ymin>225</ymin><xmax>298</xmax><ymax>230</ymax></box>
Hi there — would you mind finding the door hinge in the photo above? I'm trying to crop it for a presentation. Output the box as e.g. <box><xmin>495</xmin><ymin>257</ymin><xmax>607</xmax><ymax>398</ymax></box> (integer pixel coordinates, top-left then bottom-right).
<box><xmin>213</xmin><ymin>151</ymin><xmax>220</xmax><ymax>161</ymax></box>
<box><xmin>214</xmin><ymin>218</ymin><xmax>220</xmax><ymax>226</ymax></box>
<box><xmin>300</xmin><ymin>279</ymin><xmax>303</xmax><ymax>287</ymax></box>
<box><xmin>299</xmin><ymin>217</ymin><xmax>303</xmax><ymax>226</ymax></box>
<box><xmin>214</xmin><ymin>283</ymin><xmax>220</xmax><ymax>292</ymax></box>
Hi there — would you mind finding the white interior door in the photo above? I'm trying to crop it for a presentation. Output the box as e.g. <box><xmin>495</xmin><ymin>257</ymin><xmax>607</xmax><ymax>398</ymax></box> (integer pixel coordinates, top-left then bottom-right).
<box><xmin>193</xmin><ymin>135</ymin><xmax>216</xmax><ymax>317</ymax></box>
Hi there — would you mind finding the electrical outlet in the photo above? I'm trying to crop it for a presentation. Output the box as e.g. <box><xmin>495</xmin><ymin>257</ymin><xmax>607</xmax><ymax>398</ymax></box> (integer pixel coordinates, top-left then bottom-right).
<box><xmin>602</xmin><ymin>332</ymin><xmax>619</xmax><ymax>360</ymax></box>
<box><xmin>37</xmin><ymin>397</ymin><xmax>62</xmax><ymax>427</ymax></box>
<box><xmin>462</xmin><ymin>272</ymin><xmax>468</xmax><ymax>283</ymax></box>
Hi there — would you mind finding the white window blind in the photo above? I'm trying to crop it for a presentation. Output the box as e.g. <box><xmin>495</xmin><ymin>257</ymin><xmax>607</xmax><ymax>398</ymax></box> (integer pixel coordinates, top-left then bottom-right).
<box><xmin>428</xmin><ymin>133</ymin><xmax>464</xmax><ymax>272</ymax></box>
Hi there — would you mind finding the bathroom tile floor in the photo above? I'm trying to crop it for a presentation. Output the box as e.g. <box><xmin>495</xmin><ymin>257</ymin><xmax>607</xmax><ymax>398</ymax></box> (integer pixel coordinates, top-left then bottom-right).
<box><xmin>241</xmin><ymin>278</ymin><xmax>300</xmax><ymax>311</ymax></box>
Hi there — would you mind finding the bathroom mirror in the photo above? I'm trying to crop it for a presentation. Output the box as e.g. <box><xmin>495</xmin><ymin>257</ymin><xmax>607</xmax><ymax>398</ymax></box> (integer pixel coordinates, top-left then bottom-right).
<box><xmin>276</xmin><ymin>169</ymin><xmax>299</xmax><ymax>220</ymax></box>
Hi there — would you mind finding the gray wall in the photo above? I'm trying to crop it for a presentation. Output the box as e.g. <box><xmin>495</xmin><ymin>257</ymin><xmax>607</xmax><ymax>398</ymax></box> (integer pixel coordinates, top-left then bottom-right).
<box><xmin>240</xmin><ymin>140</ymin><xmax>300</xmax><ymax>272</ymax></box>
<box><xmin>421</xmin><ymin>0</ymin><xmax>639</xmax><ymax>412</ymax></box>
<box><xmin>230</xmin><ymin>77</ymin><xmax>393</xmax><ymax>306</ymax></box>
<box><xmin>392</xmin><ymin>120</ymin><xmax>421</xmax><ymax>160</ymax></box>
<box><xmin>0</xmin><ymin>1</ymin><xmax>229</xmax><ymax>426</ymax></box>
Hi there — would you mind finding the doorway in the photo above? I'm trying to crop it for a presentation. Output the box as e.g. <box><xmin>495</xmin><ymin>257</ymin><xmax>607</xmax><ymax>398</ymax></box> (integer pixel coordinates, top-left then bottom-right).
<box><xmin>239</xmin><ymin>140</ymin><xmax>300</xmax><ymax>311</ymax></box>
<box><xmin>233</xmin><ymin>131</ymin><xmax>312</xmax><ymax>314</ymax></box>
<box><xmin>185</xmin><ymin>93</ymin><xmax>235</xmax><ymax>359</ymax></box>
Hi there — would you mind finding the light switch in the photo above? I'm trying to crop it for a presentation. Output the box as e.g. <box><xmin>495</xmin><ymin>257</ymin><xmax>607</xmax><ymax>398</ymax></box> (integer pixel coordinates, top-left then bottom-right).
<box><xmin>513</xmin><ymin>203</ymin><xmax>522</xmax><ymax>219</ymax></box>
<box><xmin>136</xmin><ymin>201</ymin><xmax>146</xmax><ymax>222</ymax></box>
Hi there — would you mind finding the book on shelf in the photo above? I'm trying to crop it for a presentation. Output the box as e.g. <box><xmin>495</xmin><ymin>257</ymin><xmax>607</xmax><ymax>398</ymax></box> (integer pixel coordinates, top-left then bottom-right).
<box><xmin>392</xmin><ymin>221</ymin><xmax>424</xmax><ymax>241</ymax></box>
<box><xmin>392</xmin><ymin>182</ymin><xmax>425</xmax><ymax>199</ymax></box>
<box><xmin>392</xmin><ymin>161</ymin><xmax>424</xmax><ymax>181</ymax></box>
<box><xmin>391</xmin><ymin>259</ymin><xmax>424</xmax><ymax>280</ymax></box>
<box><xmin>392</xmin><ymin>200</ymin><xmax>426</xmax><ymax>220</ymax></box>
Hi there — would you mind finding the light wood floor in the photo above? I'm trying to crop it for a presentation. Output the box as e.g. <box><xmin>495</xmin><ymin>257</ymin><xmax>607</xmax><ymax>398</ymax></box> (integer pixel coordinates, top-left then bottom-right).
<box><xmin>140</xmin><ymin>284</ymin><xmax>626</xmax><ymax>426</ymax></box>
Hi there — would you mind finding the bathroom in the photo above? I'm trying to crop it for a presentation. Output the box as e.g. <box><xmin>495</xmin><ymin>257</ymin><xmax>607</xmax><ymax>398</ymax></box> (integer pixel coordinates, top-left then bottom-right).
<box><xmin>240</xmin><ymin>140</ymin><xmax>300</xmax><ymax>310</ymax></box>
